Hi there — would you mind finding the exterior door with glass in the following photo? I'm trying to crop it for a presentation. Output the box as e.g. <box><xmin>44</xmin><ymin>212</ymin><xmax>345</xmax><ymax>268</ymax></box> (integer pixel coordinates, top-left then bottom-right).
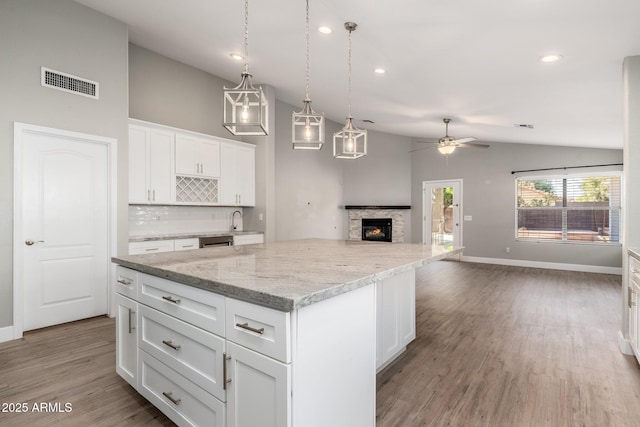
<box><xmin>423</xmin><ymin>180</ymin><xmax>462</xmax><ymax>247</ymax></box>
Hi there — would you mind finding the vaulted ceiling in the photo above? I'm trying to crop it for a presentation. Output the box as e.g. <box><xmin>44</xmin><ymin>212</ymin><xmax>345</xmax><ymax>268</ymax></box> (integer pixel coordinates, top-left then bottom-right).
<box><xmin>76</xmin><ymin>0</ymin><xmax>640</xmax><ymax>149</ymax></box>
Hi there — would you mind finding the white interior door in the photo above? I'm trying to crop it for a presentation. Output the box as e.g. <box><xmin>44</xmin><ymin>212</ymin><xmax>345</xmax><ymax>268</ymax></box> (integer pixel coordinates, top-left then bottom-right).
<box><xmin>16</xmin><ymin>124</ymin><xmax>110</xmax><ymax>332</ymax></box>
<box><xmin>423</xmin><ymin>180</ymin><xmax>462</xmax><ymax>247</ymax></box>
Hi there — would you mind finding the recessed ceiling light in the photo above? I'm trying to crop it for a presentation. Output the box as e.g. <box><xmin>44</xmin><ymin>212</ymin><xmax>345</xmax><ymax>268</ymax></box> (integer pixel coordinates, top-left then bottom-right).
<box><xmin>539</xmin><ymin>54</ymin><xmax>563</xmax><ymax>63</ymax></box>
<box><xmin>318</xmin><ymin>26</ymin><xmax>332</xmax><ymax>34</ymax></box>
<box><xmin>374</xmin><ymin>68</ymin><xmax>386</xmax><ymax>74</ymax></box>
<box><xmin>229</xmin><ymin>52</ymin><xmax>244</xmax><ymax>61</ymax></box>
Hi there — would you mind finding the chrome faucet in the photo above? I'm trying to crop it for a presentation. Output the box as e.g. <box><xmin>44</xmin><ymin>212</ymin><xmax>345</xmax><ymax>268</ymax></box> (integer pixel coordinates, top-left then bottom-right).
<box><xmin>231</xmin><ymin>210</ymin><xmax>242</xmax><ymax>231</ymax></box>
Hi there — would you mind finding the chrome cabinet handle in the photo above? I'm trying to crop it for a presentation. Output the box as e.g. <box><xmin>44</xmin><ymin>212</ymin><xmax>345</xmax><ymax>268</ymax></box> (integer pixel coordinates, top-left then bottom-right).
<box><xmin>162</xmin><ymin>392</ymin><xmax>181</xmax><ymax>406</ymax></box>
<box><xmin>117</xmin><ymin>279</ymin><xmax>131</xmax><ymax>286</ymax></box>
<box><xmin>152</xmin><ymin>190</ymin><xmax>156</xmax><ymax>201</ymax></box>
<box><xmin>145</xmin><ymin>248</ymin><xmax>158</xmax><ymax>252</ymax></box>
<box><xmin>162</xmin><ymin>296</ymin><xmax>181</xmax><ymax>304</ymax></box>
<box><xmin>147</xmin><ymin>189</ymin><xmax>151</xmax><ymax>201</ymax></box>
<box><xmin>128</xmin><ymin>308</ymin><xmax>135</xmax><ymax>334</ymax></box>
<box><xmin>25</xmin><ymin>239</ymin><xmax>44</xmax><ymax>246</ymax></box>
<box><xmin>162</xmin><ymin>340</ymin><xmax>181</xmax><ymax>351</ymax></box>
<box><xmin>236</xmin><ymin>322</ymin><xmax>265</xmax><ymax>335</ymax></box>
<box><xmin>223</xmin><ymin>352</ymin><xmax>231</xmax><ymax>390</ymax></box>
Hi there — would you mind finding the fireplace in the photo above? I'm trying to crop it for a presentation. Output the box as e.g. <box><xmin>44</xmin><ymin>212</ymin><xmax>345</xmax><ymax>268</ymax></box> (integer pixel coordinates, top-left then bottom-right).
<box><xmin>362</xmin><ymin>218</ymin><xmax>392</xmax><ymax>242</ymax></box>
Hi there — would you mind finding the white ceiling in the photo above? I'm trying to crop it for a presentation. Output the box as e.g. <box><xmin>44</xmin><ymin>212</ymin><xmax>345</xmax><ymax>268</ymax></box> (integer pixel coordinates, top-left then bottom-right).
<box><xmin>76</xmin><ymin>0</ymin><xmax>640</xmax><ymax>149</ymax></box>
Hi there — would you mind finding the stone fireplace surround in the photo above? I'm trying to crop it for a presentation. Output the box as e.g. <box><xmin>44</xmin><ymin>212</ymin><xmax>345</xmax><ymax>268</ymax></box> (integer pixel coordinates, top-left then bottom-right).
<box><xmin>346</xmin><ymin>205</ymin><xmax>411</xmax><ymax>243</ymax></box>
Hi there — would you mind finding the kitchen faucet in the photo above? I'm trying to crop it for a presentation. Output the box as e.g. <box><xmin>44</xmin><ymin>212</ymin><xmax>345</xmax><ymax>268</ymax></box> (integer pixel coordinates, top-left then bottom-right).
<box><xmin>231</xmin><ymin>210</ymin><xmax>242</xmax><ymax>231</ymax></box>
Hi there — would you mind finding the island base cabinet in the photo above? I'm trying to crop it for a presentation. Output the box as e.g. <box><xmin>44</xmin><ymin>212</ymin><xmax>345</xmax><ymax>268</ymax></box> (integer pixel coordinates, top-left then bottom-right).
<box><xmin>225</xmin><ymin>341</ymin><xmax>291</xmax><ymax>427</ymax></box>
<box><xmin>139</xmin><ymin>350</ymin><xmax>225</xmax><ymax>427</ymax></box>
<box><xmin>115</xmin><ymin>293</ymin><xmax>138</xmax><ymax>389</ymax></box>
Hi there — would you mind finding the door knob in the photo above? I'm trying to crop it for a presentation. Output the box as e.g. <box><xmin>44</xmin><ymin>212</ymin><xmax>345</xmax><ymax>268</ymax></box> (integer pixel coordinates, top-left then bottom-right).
<box><xmin>25</xmin><ymin>239</ymin><xmax>44</xmax><ymax>246</ymax></box>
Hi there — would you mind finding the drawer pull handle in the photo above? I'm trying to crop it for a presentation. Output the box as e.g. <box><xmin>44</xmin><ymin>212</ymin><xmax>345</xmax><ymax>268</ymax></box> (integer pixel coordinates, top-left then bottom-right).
<box><xmin>162</xmin><ymin>296</ymin><xmax>181</xmax><ymax>304</ymax></box>
<box><xmin>162</xmin><ymin>340</ymin><xmax>181</xmax><ymax>351</ymax></box>
<box><xmin>145</xmin><ymin>248</ymin><xmax>159</xmax><ymax>252</ymax></box>
<box><xmin>236</xmin><ymin>322</ymin><xmax>265</xmax><ymax>335</ymax></box>
<box><xmin>117</xmin><ymin>279</ymin><xmax>131</xmax><ymax>286</ymax></box>
<box><xmin>162</xmin><ymin>391</ymin><xmax>181</xmax><ymax>406</ymax></box>
<box><xmin>128</xmin><ymin>309</ymin><xmax>135</xmax><ymax>334</ymax></box>
<box><xmin>223</xmin><ymin>352</ymin><xmax>231</xmax><ymax>390</ymax></box>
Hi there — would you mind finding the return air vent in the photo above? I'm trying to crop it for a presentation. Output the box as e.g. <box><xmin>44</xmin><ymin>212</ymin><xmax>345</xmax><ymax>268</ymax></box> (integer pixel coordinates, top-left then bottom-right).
<box><xmin>41</xmin><ymin>67</ymin><xmax>99</xmax><ymax>99</ymax></box>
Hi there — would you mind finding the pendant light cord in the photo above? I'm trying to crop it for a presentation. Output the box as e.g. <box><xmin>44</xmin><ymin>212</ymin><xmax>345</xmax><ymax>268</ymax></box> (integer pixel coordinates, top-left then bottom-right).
<box><xmin>243</xmin><ymin>0</ymin><xmax>249</xmax><ymax>74</ymax></box>
<box><xmin>305</xmin><ymin>0</ymin><xmax>311</xmax><ymax>100</ymax></box>
<box><xmin>347</xmin><ymin>26</ymin><xmax>353</xmax><ymax>118</ymax></box>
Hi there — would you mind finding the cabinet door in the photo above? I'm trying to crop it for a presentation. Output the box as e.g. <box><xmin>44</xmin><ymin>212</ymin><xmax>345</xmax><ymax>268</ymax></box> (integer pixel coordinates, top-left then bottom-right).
<box><xmin>236</xmin><ymin>145</ymin><xmax>255</xmax><ymax>206</ymax></box>
<box><xmin>115</xmin><ymin>293</ymin><xmax>138</xmax><ymax>388</ymax></box>
<box><xmin>175</xmin><ymin>133</ymin><xmax>198</xmax><ymax>176</ymax></box>
<box><xmin>148</xmin><ymin>129</ymin><xmax>174</xmax><ymax>204</ymax></box>
<box><xmin>128</xmin><ymin>240</ymin><xmax>175</xmax><ymax>255</ymax></box>
<box><xmin>129</xmin><ymin>125</ymin><xmax>150</xmax><ymax>203</ymax></box>
<box><xmin>220</xmin><ymin>142</ymin><xmax>238</xmax><ymax>205</ymax></box>
<box><xmin>200</xmin><ymin>139</ymin><xmax>221</xmax><ymax>178</ymax></box>
<box><xmin>226</xmin><ymin>341</ymin><xmax>291</xmax><ymax>427</ymax></box>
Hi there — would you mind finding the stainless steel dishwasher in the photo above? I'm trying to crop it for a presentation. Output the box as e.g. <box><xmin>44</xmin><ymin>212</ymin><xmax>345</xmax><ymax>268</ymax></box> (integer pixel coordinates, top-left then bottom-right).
<box><xmin>198</xmin><ymin>235</ymin><xmax>233</xmax><ymax>248</ymax></box>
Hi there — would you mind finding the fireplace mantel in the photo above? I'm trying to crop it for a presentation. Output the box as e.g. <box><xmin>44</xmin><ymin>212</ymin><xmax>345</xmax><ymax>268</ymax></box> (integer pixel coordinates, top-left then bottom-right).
<box><xmin>345</xmin><ymin>205</ymin><xmax>411</xmax><ymax>210</ymax></box>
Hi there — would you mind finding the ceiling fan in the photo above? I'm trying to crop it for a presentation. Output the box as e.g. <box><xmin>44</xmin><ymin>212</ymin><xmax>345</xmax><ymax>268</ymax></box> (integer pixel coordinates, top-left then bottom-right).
<box><xmin>412</xmin><ymin>118</ymin><xmax>489</xmax><ymax>154</ymax></box>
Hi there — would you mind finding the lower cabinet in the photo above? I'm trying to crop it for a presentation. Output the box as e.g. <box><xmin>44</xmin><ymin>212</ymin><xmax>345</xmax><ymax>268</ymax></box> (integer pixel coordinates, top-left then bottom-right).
<box><xmin>225</xmin><ymin>341</ymin><xmax>291</xmax><ymax>427</ymax></box>
<box><xmin>629</xmin><ymin>254</ymin><xmax>640</xmax><ymax>362</ymax></box>
<box><xmin>376</xmin><ymin>269</ymin><xmax>416</xmax><ymax>371</ymax></box>
<box><xmin>114</xmin><ymin>266</ymin><xmax>377</xmax><ymax>427</ymax></box>
<box><xmin>115</xmin><ymin>293</ymin><xmax>138</xmax><ymax>388</ymax></box>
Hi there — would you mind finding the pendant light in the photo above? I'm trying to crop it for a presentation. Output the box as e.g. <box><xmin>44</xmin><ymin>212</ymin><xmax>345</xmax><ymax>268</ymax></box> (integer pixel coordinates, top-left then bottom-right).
<box><xmin>292</xmin><ymin>0</ymin><xmax>325</xmax><ymax>149</ymax></box>
<box><xmin>333</xmin><ymin>22</ymin><xmax>367</xmax><ymax>159</ymax></box>
<box><xmin>223</xmin><ymin>0</ymin><xmax>269</xmax><ymax>136</ymax></box>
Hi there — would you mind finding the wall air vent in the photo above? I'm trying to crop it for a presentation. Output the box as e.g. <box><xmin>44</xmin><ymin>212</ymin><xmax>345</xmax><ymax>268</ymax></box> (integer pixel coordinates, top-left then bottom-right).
<box><xmin>41</xmin><ymin>67</ymin><xmax>99</xmax><ymax>99</ymax></box>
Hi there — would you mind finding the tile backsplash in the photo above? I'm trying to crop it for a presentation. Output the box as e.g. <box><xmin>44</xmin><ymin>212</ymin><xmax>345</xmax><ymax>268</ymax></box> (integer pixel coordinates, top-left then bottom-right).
<box><xmin>129</xmin><ymin>205</ymin><xmax>243</xmax><ymax>237</ymax></box>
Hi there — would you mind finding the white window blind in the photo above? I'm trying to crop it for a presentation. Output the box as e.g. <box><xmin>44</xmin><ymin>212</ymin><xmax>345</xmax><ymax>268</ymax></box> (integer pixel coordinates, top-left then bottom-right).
<box><xmin>516</xmin><ymin>174</ymin><xmax>621</xmax><ymax>243</ymax></box>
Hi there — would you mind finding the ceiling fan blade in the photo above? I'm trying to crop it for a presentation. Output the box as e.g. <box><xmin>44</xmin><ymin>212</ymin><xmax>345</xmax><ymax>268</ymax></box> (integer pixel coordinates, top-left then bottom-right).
<box><xmin>456</xmin><ymin>142</ymin><xmax>490</xmax><ymax>148</ymax></box>
<box><xmin>414</xmin><ymin>139</ymin><xmax>437</xmax><ymax>144</ymax></box>
<box><xmin>453</xmin><ymin>137</ymin><xmax>477</xmax><ymax>144</ymax></box>
<box><xmin>409</xmin><ymin>146</ymin><xmax>435</xmax><ymax>153</ymax></box>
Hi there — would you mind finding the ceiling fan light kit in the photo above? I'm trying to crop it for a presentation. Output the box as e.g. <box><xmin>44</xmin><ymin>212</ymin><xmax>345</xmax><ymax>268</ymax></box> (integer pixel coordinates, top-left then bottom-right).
<box><xmin>333</xmin><ymin>21</ymin><xmax>367</xmax><ymax>159</ymax></box>
<box><xmin>223</xmin><ymin>0</ymin><xmax>269</xmax><ymax>136</ymax></box>
<box><xmin>292</xmin><ymin>0</ymin><xmax>325</xmax><ymax>149</ymax></box>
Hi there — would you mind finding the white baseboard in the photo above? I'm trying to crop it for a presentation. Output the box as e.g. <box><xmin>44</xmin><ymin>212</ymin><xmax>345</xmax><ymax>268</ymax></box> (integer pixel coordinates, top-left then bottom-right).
<box><xmin>618</xmin><ymin>330</ymin><xmax>635</xmax><ymax>356</ymax></box>
<box><xmin>0</xmin><ymin>326</ymin><xmax>15</xmax><ymax>344</ymax></box>
<box><xmin>461</xmin><ymin>255</ymin><xmax>623</xmax><ymax>275</ymax></box>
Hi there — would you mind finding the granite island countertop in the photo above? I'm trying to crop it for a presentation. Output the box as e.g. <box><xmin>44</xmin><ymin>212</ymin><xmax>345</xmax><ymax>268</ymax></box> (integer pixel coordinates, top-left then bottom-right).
<box><xmin>112</xmin><ymin>238</ymin><xmax>463</xmax><ymax>311</ymax></box>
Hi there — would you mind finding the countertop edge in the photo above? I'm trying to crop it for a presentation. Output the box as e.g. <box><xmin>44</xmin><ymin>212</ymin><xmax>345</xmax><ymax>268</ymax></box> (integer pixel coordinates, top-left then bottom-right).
<box><xmin>629</xmin><ymin>248</ymin><xmax>640</xmax><ymax>261</ymax></box>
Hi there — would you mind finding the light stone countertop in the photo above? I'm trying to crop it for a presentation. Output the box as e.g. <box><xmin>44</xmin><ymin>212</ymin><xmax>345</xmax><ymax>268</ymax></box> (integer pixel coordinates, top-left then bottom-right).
<box><xmin>112</xmin><ymin>238</ymin><xmax>463</xmax><ymax>311</ymax></box>
<box><xmin>630</xmin><ymin>248</ymin><xmax>640</xmax><ymax>261</ymax></box>
<box><xmin>129</xmin><ymin>231</ymin><xmax>263</xmax><ymax>242</ymax></box>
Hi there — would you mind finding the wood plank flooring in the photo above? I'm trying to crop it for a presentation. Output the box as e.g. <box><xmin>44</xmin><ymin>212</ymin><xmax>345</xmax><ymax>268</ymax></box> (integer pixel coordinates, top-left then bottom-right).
<box><xmin>1</xmin><ymin>261</ymin><xmax>639</xmax><ymax>426</ymax></box>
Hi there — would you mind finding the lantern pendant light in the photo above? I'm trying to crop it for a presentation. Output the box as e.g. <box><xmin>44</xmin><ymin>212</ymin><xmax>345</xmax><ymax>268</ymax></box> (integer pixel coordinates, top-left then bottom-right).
<box><xmin>292</xmin><ymin>0</ymin><xmax>325</xmax><ymax>149</ymax></box>
<box><xmin>223</xmin><ymin>0</ymin><xmax>268</xmax><ymax>136</ymax></box>
<box><xmin>333</xmin><ymin>22</ymin><xmax>367</xmax><ymax>159</ymax></box>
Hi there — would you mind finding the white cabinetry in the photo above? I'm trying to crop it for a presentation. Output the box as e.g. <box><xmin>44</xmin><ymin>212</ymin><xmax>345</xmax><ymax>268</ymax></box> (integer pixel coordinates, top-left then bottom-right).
<box><xmin>220</xmin><ymin>142</ymin><xmax>255</xmax><ymax>207</ymax></box>
<box><xmin>174</xmin><ymin>238</ymin><xmax>199</xmax><ymax>251</ymax></box>
<box><xmin>232</xmin><ymin>233</ymin><xmax>264</xmax><ymax>246</ymax></box>
<box><xmin>629</xmin><ymin>254</ymin><xmax>640</xmax><ymax>362</ymax></box>
<box><xmin>128</xmin><ymin>240</ymin><xmax>175</xmax><ymax>255</ymax></box>
<box><xmin>114</xmin><ymin>266</ymin><xmax>377</xmax><ymax>427</ymax></box>
<box><xmin>129</xmin><ymin>124</ymin><xmax>175</xmax><ymax>204</ymax></box>
<box><xmin>376</xmin><ymin>269</ymin><xmax>416</xmax><ymax>371</ymax></box>
<box><xmin>115</xmin><ymin>293</ymin><xmax>138</xmax><ymax>388</ymax></box>
<box><xmin>175</xmin><ymin>133</ymin><xmax>220</xmax><ymax>178</ymax></box>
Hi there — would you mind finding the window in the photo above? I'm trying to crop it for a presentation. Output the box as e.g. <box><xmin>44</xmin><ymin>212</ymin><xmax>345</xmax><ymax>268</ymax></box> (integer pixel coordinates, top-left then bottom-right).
<box><xmin>516</xmin><ymin>173</ymin><xmax>622</xmax><ymax>244</ymax></box>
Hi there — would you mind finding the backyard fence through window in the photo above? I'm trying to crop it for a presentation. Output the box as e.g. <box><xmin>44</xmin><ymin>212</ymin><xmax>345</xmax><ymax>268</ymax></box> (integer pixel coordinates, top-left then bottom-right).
<box><xmin>515</xmin><ymin>173</ymin><xmax>622</xmax><ymax>243</ymax></box>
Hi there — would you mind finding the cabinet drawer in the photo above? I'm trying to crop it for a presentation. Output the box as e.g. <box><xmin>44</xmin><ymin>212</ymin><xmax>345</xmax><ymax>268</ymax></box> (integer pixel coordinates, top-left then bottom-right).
<box><xmin>140</xmin><ymin>305</ymin><xmax>226</xmax><ymax>401</ymax></box>
<box><xmin>226</xmin><ymin>298</ymin><xmax>291</xmax><ymax>363</ymax></box>
<box><xmin>233</xmin><ymin>234</ymin><xmax>264</xmax><ymax>246</ymax></box>
<box><xmin>139</xmin><ymin>273</ymin><xmax>225</xmax><ymax>337</ymax></box>
<box><xmin>174</xmin><ymin>238</ymin><xmax>199</xmax><ymax>251</ymax></box>
<box><xmin>139</xmin><ymin>351</ymin><xmax>225</xmax><ymax>427</ymax></box>
<box><xmin>115</xmin><ymin>266</ymin><xmax>138</xmax><ymax>299</ymax></box>
<box><xmin>129</xmin><ymin>240</ymin><xmax>174</xmax><ymax>255</ymax></box>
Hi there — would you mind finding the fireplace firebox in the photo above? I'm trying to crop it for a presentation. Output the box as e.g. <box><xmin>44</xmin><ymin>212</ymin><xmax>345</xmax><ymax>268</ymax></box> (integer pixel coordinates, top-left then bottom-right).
<box><xmin>362</xmin><ymin>218</ymin><xmax>392</xmax><ymax>242</ymax></box>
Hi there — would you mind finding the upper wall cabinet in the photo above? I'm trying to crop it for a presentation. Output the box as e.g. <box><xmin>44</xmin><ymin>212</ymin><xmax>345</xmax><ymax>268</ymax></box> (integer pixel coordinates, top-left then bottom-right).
<box><xmin>175</xmin><ymin>133</ymin><xmax>220</xmax><ymax>178</ymax></box>
<box><xmin>220</xmin><ymin>141</ymin><xmax>255</xmax><ymax>207</ymax></box>
<box><xmin>129</xmin><ymin>124</ymin><xmax>175</xmax><ymax>204</ymax></box>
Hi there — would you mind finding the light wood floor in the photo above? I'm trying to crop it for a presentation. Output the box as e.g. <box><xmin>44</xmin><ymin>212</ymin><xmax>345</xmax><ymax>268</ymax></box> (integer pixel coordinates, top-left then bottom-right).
<box><xmin>1</xmin><ymin>261</ymin><xmax>639</xmax><ymax>426</ymax></box>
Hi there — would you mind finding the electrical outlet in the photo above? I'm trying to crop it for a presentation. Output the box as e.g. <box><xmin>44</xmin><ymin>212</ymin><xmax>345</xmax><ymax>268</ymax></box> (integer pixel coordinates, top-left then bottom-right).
<box><xmin>259</xmin><ymin>213</ymin><xmax>264</xmax><ymax>221</ymax></box>
<box><xmin>506</xmin><ymin>247</ymin><xmax>511</xmax><ymax>253</ymax></box>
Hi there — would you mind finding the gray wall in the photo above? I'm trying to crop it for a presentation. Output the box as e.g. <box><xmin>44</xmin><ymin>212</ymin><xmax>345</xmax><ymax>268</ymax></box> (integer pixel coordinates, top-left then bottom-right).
<box><xmin>0</xmin><ymin>0</ymin><xmax>129</xmax><ymax>328</ymax></box>
<box><xmin>274</xmin><ymin>99</ymin><xmax>413</xmax><ymax>241</ymax></box>
<box><xmin>411</xmin><ymin>141</ymin><xmax>623</xmax><ymax>268</ymax></box>
<box><xmin>128</xmin><ymin>44</ymin><xmax>273</xmax><ymax>239</ymax></box>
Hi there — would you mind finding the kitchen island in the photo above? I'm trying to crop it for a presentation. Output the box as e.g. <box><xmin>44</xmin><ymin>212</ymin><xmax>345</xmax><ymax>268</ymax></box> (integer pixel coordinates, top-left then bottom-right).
<box><xmin>111</xmin><ymin>239</ymin><xmax>462</xmax><ymax>427</ymax></box>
